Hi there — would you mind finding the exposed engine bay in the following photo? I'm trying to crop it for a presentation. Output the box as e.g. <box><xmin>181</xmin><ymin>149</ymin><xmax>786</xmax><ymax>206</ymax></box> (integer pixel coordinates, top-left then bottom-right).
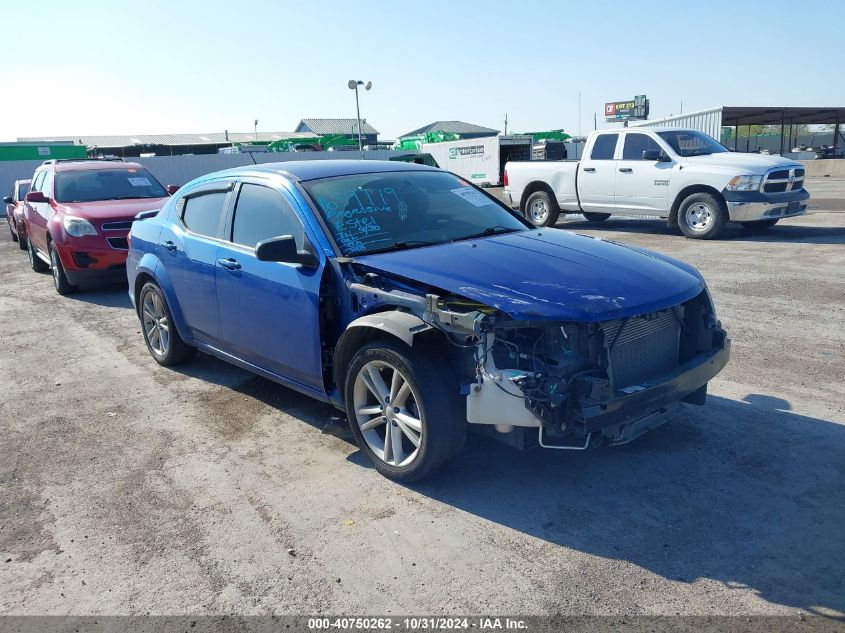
<box><xmin>343</xmin><ymin>274</ymin><xmax>729</xmax><ymax>450</ymax></box>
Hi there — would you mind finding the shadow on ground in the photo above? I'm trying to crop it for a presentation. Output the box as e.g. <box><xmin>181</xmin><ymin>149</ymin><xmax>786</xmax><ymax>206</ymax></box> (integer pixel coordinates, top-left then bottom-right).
<box><xmin>65</xmin><ymin>282</ymin><xmax>133</xmax><ymax>309</ymax></box>
<box><xmin>161</xmin><ymin>352</ymin><xmax>845</xmax><ymax>616</ymax></box>
<box><xmin>558</xmin><ymin>217</ymin><xmax>845</xmax><ymax>245</ymax></box>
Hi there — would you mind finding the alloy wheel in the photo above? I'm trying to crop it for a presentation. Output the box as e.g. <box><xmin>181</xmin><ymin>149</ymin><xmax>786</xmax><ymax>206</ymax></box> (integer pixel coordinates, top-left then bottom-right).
<box><xmin>50</xmin><ymin>248</ymin><xmax>60</xmax><ymax>290</ymax></box>
<box><xmin>353</xmin><ymin>360</ymin><xmax>423</xmax><ymax>467</ymax></box>
<box><xmin>142</xmin><ymin>291</ymin><xmax>170</xmax><ymax>356</ymax></box>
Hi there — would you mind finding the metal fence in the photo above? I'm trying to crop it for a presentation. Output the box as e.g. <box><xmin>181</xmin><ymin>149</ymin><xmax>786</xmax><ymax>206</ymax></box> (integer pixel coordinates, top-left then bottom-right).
<box><xmin>0</xmin><ymin>150</ymin><xmax>417</xmax><ymax>205</ymax></box>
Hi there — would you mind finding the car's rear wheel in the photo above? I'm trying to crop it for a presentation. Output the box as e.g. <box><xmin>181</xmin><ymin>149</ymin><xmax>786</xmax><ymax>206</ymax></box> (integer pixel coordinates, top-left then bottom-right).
<box><xmin>27</xmin><ymin>237</ymin><xmax>49</xmax><ymax>272</ymax></box>
<box><xmin>740</xmin><ymin>219</ymin><xmax>778</xmax><ymax>231</ymax></box>
<box><xmin>18</xmin><ymin>233</ymin><xmax>27</xmax><ymax>250</ymax></box>
<box><xmin>345</xmin><ymin>340</ymin><xmax>465</xmax><ymax>482</ymax></box>
<box><xmin>8</xmin><ymin>218</ymin><xmax>18</xmax><ymax>242</ymax></box>
<box><xmin>582</xmin><ymin>212</ymin><xmax>611</xmax><ymax>222</ymax></box>
<box><xmin>524</xmin><ymin>190</ymin><xmax>560</xmax><ymax>227</ymax></box>
<box><xmin>139</xmin><ymin>282</ymin><xmax>195</xmax><ymax>366</ymax></box>
<box><xmin>50</xmin><ymin>243</ymin><xmax>78</xmax><ymax>295</ymax></box>
<box><xmin>678</xmin><ymin>192</ymin><xmax>728</xmax><ymax>239</ymax></box>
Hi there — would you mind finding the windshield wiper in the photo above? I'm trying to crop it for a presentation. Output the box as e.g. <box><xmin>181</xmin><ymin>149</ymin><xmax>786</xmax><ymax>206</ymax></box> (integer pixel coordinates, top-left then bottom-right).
<box><xmin>452</xmin><ymin>225</ymin><xmax>521</xmax><ymax>242</ymax></box>
<box><xmin>361</xmin><ymin>240</ymin><xmax>442</xmax><ymax>255</ymax></box>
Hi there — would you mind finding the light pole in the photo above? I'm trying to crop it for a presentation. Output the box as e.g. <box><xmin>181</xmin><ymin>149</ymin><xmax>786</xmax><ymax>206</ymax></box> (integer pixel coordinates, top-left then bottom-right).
<box><xmin>348</xmin><ymin>80</ymin><xmax>372</xmax><ymax>159</ymax></box>
<box><xmin>254</xmin><ymin>119</ymin><xmax>258</xmax><ymax>141</ymax></box>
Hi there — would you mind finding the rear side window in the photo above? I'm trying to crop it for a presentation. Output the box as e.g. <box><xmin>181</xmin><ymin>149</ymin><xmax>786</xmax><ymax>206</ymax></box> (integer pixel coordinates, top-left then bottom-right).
<box><xmin>17</xmin><ymin>182</ymin><xmax>30</xmax><ymax>200</ymax></box>
<box><xmin>181</xmin><ymin>192</ymin><xmax>227</xmax><ymax>238</ymax></box>
<box><xmin>590</xmin><ymin>134</ymin><xmax>619</xmax><ymax>160</ymax></box>
<box><xmin>622</xmin><ymin>134</ymin><xmax>662</xmax><ymax>160</ymax></box>
<box><xmin>231</xmin><ymin>183</ymin><xmax>304</xmax><ymax>249</ymax></box>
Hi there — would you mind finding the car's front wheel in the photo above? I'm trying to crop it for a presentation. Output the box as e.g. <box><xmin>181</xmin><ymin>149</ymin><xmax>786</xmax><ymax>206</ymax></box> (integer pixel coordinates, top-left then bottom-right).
<box><xmin>678</xmin><ymin>192</ymin><xmax>728</xmax><ymax>239</ymax></box>
<box><xmin>139</xmin><ymin>282</ymin><xmax>195</xmax><ymax>366</ymax></box>
<box><xmin>50</xmin><ymin>244</ymin><xmax>78</xmax><ymax>295</ymax></box>
<box><xmin>345</xmin><ymin>340</ymin><xmax>465</xmax><ymax>482</ymax></box>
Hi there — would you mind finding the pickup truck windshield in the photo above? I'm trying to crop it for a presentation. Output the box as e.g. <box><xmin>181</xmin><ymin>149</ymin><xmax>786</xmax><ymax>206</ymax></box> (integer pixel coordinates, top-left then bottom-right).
<box><xmin>54</xmin><ymin>168</ymin><xmax>168</xmax><ymax>203</ymax></box>
<box><xmin>303</xmin><ymin>171</ymin><xmax>527</xmax><ymax>256</ymax></box>
<box><xmin>657</xmin><ymin>130</ymin><xmax>728</xmax><ymax>157</ymax></box>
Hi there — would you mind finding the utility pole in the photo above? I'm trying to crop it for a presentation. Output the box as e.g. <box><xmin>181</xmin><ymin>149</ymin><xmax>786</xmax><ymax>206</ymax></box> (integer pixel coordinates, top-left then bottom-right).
<box><xmin>504</xmin><ymin>114</ymin><xmax>508</xmax><ymax>135</ymax></box>
<box><xmin>578</xmin><ymin>91</ymin><xmax>582</xmax><ymax>138</ymax></box>
<box><xmin>254</xmin><ymin>120</ymin><xmax>258</xmax><ymax>141</ymax></box>
<box><xmin>348</xmin><ymin>80</ymin><xmax>372</xmax><ymax>160</ymax></box>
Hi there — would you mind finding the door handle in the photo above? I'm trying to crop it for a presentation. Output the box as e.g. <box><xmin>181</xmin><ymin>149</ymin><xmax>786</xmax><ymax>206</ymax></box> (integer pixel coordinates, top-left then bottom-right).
<box><xmin>619</xmin><ymin>168</ymin><xmax>633</xmax><ymax>173</ymax></box>
<box><xmin>161</xmin><ymin>240</ymin><xmax>177</xmax><ymax>252</ymax></box>
<box><xmin>218</xmin><ymin>257</ymin><xmax>241</xmax><ymax>271</ymax></box>
<box><xmin>583</xmin><ymin>167</ymin><xmax>596</xmax><ymax>173</ymax></box>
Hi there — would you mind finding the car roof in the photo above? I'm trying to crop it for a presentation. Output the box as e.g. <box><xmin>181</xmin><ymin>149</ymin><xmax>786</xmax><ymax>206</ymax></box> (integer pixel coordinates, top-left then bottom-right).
<box><xmin>209</xmin><ymin>159</ymin><xmax>441</xmax><ymax>183</ymax></box>
<box><xmin>16</xmin><ymin>178</ymin><xmax>31</xmax><ymax>185</ymax></box>
<box><xmin>46</xmin><ymin>160</ymin><xmax>146</xmax><ymax>173</ymax></box>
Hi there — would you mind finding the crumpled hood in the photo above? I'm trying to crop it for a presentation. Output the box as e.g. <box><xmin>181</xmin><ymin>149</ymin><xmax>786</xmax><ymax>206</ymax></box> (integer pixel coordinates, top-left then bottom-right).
<box><xmin>354</xmin><ymin>230</ymin><xmax>705</xmax><ymax>322</ymax></box>
<box><xmin>57</xmin><ymin>197</ymin><xmax>169</xmax><ymax>221</ymax></box>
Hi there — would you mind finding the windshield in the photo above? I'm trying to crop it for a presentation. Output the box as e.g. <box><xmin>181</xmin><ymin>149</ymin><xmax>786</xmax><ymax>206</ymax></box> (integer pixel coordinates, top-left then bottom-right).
<box><xmin>657</xmin><ymin>130</ymin><xmax>728</xmax><ymax>157</ymax></box>
<box><xmin>54</xmin><ymin>167</ymin><xmax>167</xmax><ymax>203</ymax></box>
<box><xmin>17</xmin><ymin>182</ymin><xmax>30</xmax><ymax>200</ymax></box>
<box><xmin>302</xmin><ymin>170</ymin><xmax>528</xmax><ymax>256</ymax></box>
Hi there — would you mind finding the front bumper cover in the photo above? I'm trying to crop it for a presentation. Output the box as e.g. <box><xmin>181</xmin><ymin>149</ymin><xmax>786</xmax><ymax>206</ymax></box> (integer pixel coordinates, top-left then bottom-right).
<box><xmin>723</xmin><ymin>188</ymin><xmax>810</xmax><ymax>222</ymax></box>
<box><xmin>576</xmin><ymin>333</ymin><xmax>731</xmax><ymax>434</ymax></box>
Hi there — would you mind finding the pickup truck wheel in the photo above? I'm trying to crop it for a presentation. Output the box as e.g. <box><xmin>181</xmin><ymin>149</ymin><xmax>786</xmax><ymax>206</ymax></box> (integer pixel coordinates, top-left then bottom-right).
<box><xmin>582</xmin><ymin>212</ymin><xmax>611</xmax><ymax>222</ymax></box>
<box><xmin>524</xmin><ymin>191</ymin><xmax>560</xmax><ymax>227</ymax></box>
<box><xmin>678</xmin><ymin>192</ymin><xmax>727</xmax><ymax>239</ymax></box>
<box><xmin>50</xmin><ymin>244</ymin><xmax>78</xmax><ymax>295</ymax></box>
<box><xmin>345</xmin><ymin>340</ymin><xmax>465</xmax><ymax>482</ymax></box>
<box><xmin>27</xmin><ymin>238</ymin><xmax>49</xmax><ymax>272</ymax></box>
<box><xmin>740</xmin><ymin>219</ymin><xmax>778</xmax><ymax>231</ymax></box>
<box><xmin>139</xmin><ymin>282</ymin><xmax>195</xmax><ymax>366</ymax></box>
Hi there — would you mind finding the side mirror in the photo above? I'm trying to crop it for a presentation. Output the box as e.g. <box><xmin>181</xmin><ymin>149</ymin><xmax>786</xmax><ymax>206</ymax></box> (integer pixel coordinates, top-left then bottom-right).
<box><xmin>25</xmin><ymin>191</ymin><xmax>48</xmax><ymax>203</ymax></box>
<box><xmin>255</xmin><ymin>235</ymin><xmax>319</xmax><ymax>268</ymax></box>
<box><xmin>2</xmin><ymin>196</ymin><xmax>12</xmax><ymax>204</ymax></box>
<box><xmin>166</xmin><ymin>184</ymin><xmax>181</xmax><ymax>195</ymax></box>
<box><xmin>134</xmin><ymin>209</ymin><xmax>160</xmax><ymax>221</ymax></box>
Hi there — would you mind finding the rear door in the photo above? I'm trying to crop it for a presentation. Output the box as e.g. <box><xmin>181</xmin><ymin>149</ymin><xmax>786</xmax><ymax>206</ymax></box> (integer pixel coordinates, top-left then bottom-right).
<box><xmin>614</xmin><ymin>132</ymin><xmax>673</xmax><ymax>214</ymax></box>
<box><xmin>214</xmin><ymin>179</ymin><xmax>326</xmax><ymax>392</ymax></box>
<box><xmin>577</xmin><ymin>133</ymin><xmax>619</xmax><ymax>213</ymax></box>
<box><xmin>157</xmin><ymin>180</ymin><xmax>234</xmax><ymax>344</ymax></box>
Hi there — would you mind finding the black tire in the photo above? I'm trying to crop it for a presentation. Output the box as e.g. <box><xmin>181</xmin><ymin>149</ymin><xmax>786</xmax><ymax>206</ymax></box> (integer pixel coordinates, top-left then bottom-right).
<box><xmin>523</xmin><ymin>190</ymin><xmax>560</xmax><ymax>227</ymax></box>
<box><xmin>27</xmin><ymin>237</ymin><xmax>49</xmax><ymax>272</ymax></box>
<box><xmin>582</xmin><ymin>212</ymin><xmax>611</xmax><ymax>222</ymax></box>
<box><xmin>138</xmin><ymin>282</ymin><xmax>195</xmax><ymax>366</ymax></box>
<box><xmin>677</xmin><ymin>192</ymin><xmax>728</xmax><ymax>239</ymax></box>
<box><xmin>49</xmin><ymin>243</ymin><xmax>78</xmax><ymax>295</ymax></box>
<box><xmin>740</xmin><ymin>219</ymin><xmax>779</xmax><ymax>231</ymax></box>
<box><xmin>18</xmin><ymin>234</ymin><xmax>27</xmax><ymax>250</ymax></box>
<box><xmin>8</xmin><ymin>218</ymin><xmax>18</xmax><ymax>242</ymax></box>
<box><xmin>344</xmin><ymin>339</ymin><xmax>466</xmax><ymax>482</ymax></box>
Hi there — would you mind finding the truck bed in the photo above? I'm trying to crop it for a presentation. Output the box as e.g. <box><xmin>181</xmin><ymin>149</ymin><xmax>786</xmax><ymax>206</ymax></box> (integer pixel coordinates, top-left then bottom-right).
<box><xmin>503</xmin><ymin>160</ymin><xmax>581</xmax><ymax>212</ymax></box>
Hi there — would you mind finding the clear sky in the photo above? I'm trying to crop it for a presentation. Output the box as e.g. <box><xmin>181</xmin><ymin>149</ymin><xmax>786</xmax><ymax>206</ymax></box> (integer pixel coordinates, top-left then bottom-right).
<box><xmin>2</xmin><ymin>0</ymin><xmax>842</xmax><ymax>142</ymax></box>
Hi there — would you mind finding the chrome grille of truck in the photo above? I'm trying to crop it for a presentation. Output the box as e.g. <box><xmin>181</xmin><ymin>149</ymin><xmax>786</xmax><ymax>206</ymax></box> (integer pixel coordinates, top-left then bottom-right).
<box><xmin>602</xmin><ymin>311</ymin><xmax>681</xmax><ymax>389</ymax></box>
<box><xmin>763</xmin><ymin>167</ymin><xmax>804</xmax><ymax>193</ymax></box>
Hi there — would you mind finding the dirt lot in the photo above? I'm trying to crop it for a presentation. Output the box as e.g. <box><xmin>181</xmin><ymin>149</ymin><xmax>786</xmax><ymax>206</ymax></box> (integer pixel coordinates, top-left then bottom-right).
<box><xmin>1</xmin><ymin>178</ymin><xmax>843</xmax><ymax>618</ymax></box>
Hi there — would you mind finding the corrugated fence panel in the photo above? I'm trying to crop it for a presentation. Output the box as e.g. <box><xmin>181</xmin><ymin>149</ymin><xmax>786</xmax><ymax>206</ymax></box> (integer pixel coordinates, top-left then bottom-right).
<box><xmin>0</xmin><ymin>151</ymin><xmax>417</xmax><ymax>206</ymax></box>
<box><xmin>630</xmin><ymin>107</ymin><xmax>724</xmax><ymax>139</ymax></box>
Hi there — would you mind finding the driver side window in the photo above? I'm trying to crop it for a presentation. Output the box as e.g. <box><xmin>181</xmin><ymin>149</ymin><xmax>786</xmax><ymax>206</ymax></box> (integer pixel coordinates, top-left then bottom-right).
<box><xmin>230</xmin><ymin>183</ymin><xmax>305</xmax><ymax>249</ymax></box>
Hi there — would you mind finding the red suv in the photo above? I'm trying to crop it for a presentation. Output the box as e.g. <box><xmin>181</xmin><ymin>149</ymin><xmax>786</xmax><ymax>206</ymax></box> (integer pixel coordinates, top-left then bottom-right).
<box><xmin>23</xmin><ymin>159</ymin><xmax>173</xmax><ymax>294</ymax></box>
<box><xmin>4</xmin><ymin>178</ymin><xmax>31</xmax><ymax>250</ymax></box>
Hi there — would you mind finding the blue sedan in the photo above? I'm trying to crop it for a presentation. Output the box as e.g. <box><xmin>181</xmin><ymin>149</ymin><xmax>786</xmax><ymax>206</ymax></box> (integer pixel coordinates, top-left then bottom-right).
<box><xmin>127</xmin><ymin>160</ymin><xmax>729</xmax><ymax>481</ymax></box>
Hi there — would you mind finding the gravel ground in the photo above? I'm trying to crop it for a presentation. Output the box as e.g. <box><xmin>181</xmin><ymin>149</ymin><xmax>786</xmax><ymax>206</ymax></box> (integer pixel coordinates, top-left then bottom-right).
<box><xmin>0</xmin><ymin>178</ymin><xmax>843</xmax><ymax>618</ymax></box>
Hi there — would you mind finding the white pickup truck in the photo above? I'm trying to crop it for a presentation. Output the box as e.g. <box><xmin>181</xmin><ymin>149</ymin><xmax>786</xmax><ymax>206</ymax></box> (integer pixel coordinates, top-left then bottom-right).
<box><xmin>503</xmin><ymin>127</ymin><xmax>810</xmax><ymax>239</ymax></box>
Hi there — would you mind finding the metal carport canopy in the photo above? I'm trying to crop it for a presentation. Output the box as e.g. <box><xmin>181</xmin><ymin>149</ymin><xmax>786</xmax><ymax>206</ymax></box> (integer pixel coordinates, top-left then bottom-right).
<box><xmin>721</xmin><ymin>106</ymin><xmax>845</xmax><ymax>125</ymax></box>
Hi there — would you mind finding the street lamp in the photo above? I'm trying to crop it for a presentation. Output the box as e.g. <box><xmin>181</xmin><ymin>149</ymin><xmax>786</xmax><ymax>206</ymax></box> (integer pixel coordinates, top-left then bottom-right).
<box><xmin>348</xmin><ymin>80</ymin><xmax>372</xmax><ymax>159</ymax></box>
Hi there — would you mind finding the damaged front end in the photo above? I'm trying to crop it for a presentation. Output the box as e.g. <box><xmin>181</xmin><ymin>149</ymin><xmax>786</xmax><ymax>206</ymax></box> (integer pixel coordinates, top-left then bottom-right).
<box><xmin>345</xmin><ymin>277</ymin><xmax>729</xmax><ymax>450</ymax></box>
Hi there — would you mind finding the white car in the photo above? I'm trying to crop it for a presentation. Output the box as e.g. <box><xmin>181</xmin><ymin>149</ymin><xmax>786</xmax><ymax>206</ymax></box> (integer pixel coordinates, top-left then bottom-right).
<box><xmin>503</xmin><ymin>127</ymin><xmax>810</xmax><ymax>239</ymax></box>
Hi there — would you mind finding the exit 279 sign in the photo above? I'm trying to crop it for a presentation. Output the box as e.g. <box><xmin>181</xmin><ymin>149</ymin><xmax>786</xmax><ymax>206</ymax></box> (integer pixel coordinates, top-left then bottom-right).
<box><xmin>605</xmin><ymin>95</ymin><xmax>649</xmax><ymax>122</ymax></box>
